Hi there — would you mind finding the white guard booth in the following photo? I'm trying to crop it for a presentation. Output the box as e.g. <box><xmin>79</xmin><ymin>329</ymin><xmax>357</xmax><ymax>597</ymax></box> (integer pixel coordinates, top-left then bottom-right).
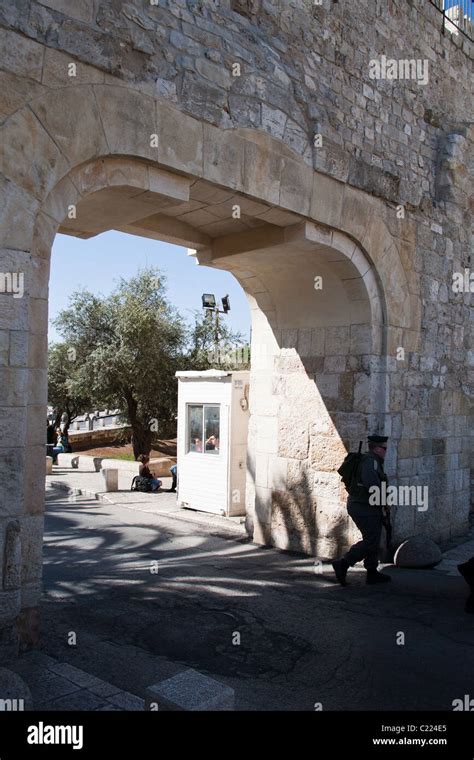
<box><xmin>175</xmin><ymin>370</ymin><xmax>250</xmax><ymax>517</ymax></box>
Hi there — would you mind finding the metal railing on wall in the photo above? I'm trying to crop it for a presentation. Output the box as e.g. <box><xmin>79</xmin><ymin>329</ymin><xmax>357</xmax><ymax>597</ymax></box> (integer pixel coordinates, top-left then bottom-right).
<box><xmin>429</xmin><ymin>0</ymin><xmax>474</xmax><ymax>40</ymax></box>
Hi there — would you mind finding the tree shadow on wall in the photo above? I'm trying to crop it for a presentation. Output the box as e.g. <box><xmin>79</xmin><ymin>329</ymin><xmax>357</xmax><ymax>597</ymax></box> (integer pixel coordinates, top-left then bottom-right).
<box><xmin>266</xmin><ymin>470</ymin><xmax>350</xmax><ymax>561</ymax></box>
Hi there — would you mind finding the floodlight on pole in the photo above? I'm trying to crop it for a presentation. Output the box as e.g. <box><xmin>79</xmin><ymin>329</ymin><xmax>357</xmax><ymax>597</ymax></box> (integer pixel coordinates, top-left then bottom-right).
<box><xmin>202</xmin><ymin>293</ymin><xmax>216</xmax><ymax>309</ymax></box>
<box><xmin>222</xmin><ymin>295</ymin><xmax>230</xmax><ymax>313</ymax></box>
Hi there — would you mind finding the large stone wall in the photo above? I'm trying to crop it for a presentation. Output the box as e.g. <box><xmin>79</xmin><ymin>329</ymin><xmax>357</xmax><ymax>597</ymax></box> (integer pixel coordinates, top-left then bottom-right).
<box><xmin>0</xmin><ymin>0</ymin><xmax>472</xmax><ymax>654</ymax></box>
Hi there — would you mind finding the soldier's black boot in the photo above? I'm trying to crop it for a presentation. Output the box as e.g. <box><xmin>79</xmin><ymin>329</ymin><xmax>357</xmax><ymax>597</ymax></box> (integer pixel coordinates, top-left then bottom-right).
<box><xmin>366</xmin><ymin>569</ymin><xmax>391</xmax><ymax>584</ymax></box>
<box><xmin>331</xmin><ymin>558</ymin><xmax>350</xmax><ymax>586</ymax></box>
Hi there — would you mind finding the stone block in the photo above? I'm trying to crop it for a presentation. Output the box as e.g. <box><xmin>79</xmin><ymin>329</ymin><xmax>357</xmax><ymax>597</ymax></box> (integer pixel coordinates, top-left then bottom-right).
<box><xmin>0</xmin><ymin>70</ymin><xmax>44</xmax><ymax>125</ymax></box>
<box><xmin>37</xmin><ymin>0</ymin><xmax>93</xmax><ymax>22</ymax></box>
<box><xmin>0</xmin><ymin>178</ymin><xmax>38</xmax><ymax>251</ymax></box>
<box><xmin>157</xmin><ymin>103</ymin><xmax>203</xmax><ymax>177</ymax></box>
<box><xmin>146</xmin><ymin>669</ymin><xmax>234</xmax><ymax>711</ymax></box>
<box><xmin>100</xmin><ymin>458</ymin><xmax>139</xmax><ymax>474</ymax></box>
<box><xmin>279</xmin><ymin>156</ymin><xmax>312</xmax><ymax>215</ymax></box>
<box><xmin>148</xmin><ymin>458</ymin><xmax>174</xmax><ymax>477</ymax></box>
<box><xmin>46</xmin><ymin>457</ymin><xmax>52</xmax><ymax>475</ymax></box>
<box><xmin>3</xmin><ymin>520</ymin><xmax>21</xmax><ymax>591</ymax></box>
<box><xmin>394</xmin><ymin>535</ymin><xmax>442</xmax><ymax>568</ymax></box>
<box><xmin>203</xmin><ymin>123</ymin><xmax>245</xmax><ymax>190</ymax></box>
<box><xmin>31</xmin><ymin>87</ymin><xmax>108</xmax><ymax>168</ymax></box>
<box><xmin>309</xmin><ymin>435</ymin><xmax>347</xmax><ymax>472</ymax></box>
<box><xmin>101</xmin><ymin>468</ymin><xmax>118</xmax><ymax>492</ymax></box>
<box><xmin>26</xmin><ymin>405</ymin><xmax>47</xmax><ymax>447</ymax></box>
<box><xmin>0</xmin><ymin>448</ymin><xmax>24</xmax><ymax>517</ymax></box>
<box><xmin>41</xmin><ymin>175</ymin><xmax>79</xmax><ymax>226</ymax></box>
<box><xmin>0</xmin><ymin>28</ymin><xmax>44</xmax><ymax>83</ymax></box>
<box><xmin>270</xmin><ymin>489</ymin><xmax>315</xmax><ymax>555</ymax></box>
<box><xmin>325</xmin><ymin>326</ymin><xmax>350</xmax><ymax>355</ymax></box>
<box><xmin>27</xmin><ymin>368</ymin><xmax>47</xmax><ymax>406</ymax></box>
<box><xmin>350</xmin><ymin>324</ymin><xmax>373</xmax><ymax>354</ymax></box>
<box><xmin>311</xmin><ymin>171</ymin><xmax>344</xmax><ymax>229</ymax></box>
<box><xmin>0</xmin><ymin>584</ymin><xmax>21</xmax><ymax>624</ymax></box>
<box><xmin>267</xmin><ymin>456</ymin><xmax>288</xmax><ymax>490</ymax></box>
<box><xmin>77</xmin><ymin>456</ymin><xmax>103</xmax><ymax>472</ymax></box>
<box><xmin>339</xmin><ymin>185</ymin><xmax>377</xmax><ymax>242</ymax></box>
<box><xmin>314</xmin><ymin>373</ymin><xmax>340</xmax><ymax>401</ymax></box>
<box><xmin>42</xmin><ymin>46</ymin><xmax>104</xmax><ymax>86</ymax></box>
<box><xmin>31</xmin><ymin>211</ymin><xmax>57</xmax><ymax>263</ymax></box>
<box><xmin>56</xmin><ymin>453</ymin><xmax>79</xmax><ymax>468</ymax></box>
<box><xmin>243</xmin><ymin>136</ymin><xmax>282</xmax><ymax>206</ymax></box>
<box><xmin>19</xmin><ymin>515</ymin><xmax>44</xmax><ymax>585</ymax></box>
<box><xmin>277</xmin><ymin>415</ymin><xmax>309</xmax><ymax>460</ymax></box>
<box><xmin>1</xmin><ymin>107</ymin><xmax>68</xmax><ymax>200</ymax></box>
<box><xmin>254</xmin><ymin>485</ymin><xmax>272</xmax><ymax>526</ymax></box>
<box><xmin>0</xmin><ymin>296</ymin><xmax>29</xmax><ymax>334</ymax></box>
<box><xmin>0</xmin><ymin>406</ymin><xmax>26</xmax><ymax>446</ymax></box>
<box><xmin>94</xmin><ymin>86</ymin><xmax>157</xmax><ymax>162</ymax></box>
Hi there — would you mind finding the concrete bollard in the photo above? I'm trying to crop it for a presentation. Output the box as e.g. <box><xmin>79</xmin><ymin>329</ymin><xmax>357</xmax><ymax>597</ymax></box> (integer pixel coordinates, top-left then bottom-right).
<box><xmin>57</xmin><ymin>453</ymin><xmax>79</xmax><ymax>468</ymax></box>
<box><xmin>102</xmin><ymin>469</ymin><xmax>118</xmax><ymax>492</ymax></box>
<box><xmin>46</xmin><ymin>456</ymin><xmax>53</xmax><ymax>475</ymax></box>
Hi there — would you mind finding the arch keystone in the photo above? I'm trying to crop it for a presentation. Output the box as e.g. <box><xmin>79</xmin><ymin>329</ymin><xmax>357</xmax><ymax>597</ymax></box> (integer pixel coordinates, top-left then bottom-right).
<box><xmin>94</xmin><ymin>85</ymin><xmax>158</xmax><ymax>162</ymax></box>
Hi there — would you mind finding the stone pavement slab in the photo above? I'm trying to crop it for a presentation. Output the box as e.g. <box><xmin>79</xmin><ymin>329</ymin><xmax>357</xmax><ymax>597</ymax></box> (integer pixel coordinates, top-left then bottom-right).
<box><xmin>7</xmin><ymin>651</ymin><xmax>145</xmax><ymax>711</ymax></box>
<box><xmin>147</xmin><ymin>669</ymin><xmax>234</xmax><ymax>711</ymax></box>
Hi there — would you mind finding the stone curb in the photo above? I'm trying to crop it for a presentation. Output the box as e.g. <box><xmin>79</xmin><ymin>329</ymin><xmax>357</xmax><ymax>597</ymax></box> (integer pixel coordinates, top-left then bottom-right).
<box><xmin>48</xmin><ymin>480</ymin><xmax>115</xmax><ymax>505</ymax></box>
<box><xmin>46</xmin><ymin>482</ymin><xmax>248</xmax><ymax>538</ymax></box>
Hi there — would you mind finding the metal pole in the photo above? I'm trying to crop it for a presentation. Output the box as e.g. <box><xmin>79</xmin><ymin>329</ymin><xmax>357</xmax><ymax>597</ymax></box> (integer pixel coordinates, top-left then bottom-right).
<box><xmin>215</xmin><ymin>308</ymin><xmax>220</xmax><ymax>356</ymax></box>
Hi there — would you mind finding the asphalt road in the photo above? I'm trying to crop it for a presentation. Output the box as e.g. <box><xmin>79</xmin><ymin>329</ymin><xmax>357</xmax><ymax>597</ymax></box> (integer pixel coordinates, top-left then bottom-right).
<box><xmin>36</xmin><ymin>487</ymin><xmax>474</xmax><ymax>711</ymax></box>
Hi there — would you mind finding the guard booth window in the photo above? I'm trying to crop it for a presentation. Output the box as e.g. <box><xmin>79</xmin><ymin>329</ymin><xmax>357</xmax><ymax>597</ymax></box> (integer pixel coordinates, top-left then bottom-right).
<box><xmin>187</xmin><ymin>404</ymin><xmax>220</xmax><ymax>454</ymax></box>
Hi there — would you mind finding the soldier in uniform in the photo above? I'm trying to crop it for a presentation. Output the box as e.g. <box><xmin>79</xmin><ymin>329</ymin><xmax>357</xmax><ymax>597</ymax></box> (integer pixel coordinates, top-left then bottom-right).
<box><xmin>332</xmin><ymin>434</ymin><xmax>392</xmax><ymax>586</ymax></box>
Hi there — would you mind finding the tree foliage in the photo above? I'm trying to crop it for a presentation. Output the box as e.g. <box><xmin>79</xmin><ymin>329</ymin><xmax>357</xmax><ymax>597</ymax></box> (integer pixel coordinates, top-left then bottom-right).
<box><xmin>51</xmin><ymin>267</ymin><xmax>250</xmax><ymax>458</ymax></box>
<box><xmin>48</xmin><ymin>342</ymin><xmax>91</xmax><ymax>433</ymax></box>
<box><xmin>186</xmin><ymin>310</ymin><xmax>250</xmax><ymax>371</ymax></box>
<box><xmin>53</xmin><ymin>268</ymin><xmax>186</xmax><ymax>457</ymax></box>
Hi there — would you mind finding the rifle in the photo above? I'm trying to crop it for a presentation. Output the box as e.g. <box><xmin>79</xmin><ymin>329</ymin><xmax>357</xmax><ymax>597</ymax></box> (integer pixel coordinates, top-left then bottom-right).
<box><xmin>381</xmin><ymin>506</ymin><xmax>394</xmax><ymax>563</ymax></box>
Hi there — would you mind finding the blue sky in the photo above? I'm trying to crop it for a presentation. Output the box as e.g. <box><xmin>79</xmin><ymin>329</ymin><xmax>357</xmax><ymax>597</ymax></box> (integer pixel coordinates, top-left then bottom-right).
<box><xmin>444</xmin><ymin>0</ymin><xmax>473</xmax><ymax>14</ymax></box>
<box><xmin>49</xmin><ymin>231</ymin><xmax>251</xmax><ymax>344</ymax></box>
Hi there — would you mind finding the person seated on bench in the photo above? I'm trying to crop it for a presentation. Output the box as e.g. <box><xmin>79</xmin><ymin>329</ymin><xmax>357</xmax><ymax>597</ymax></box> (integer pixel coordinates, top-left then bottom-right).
<box><xmin>138</xmin><ymin>455</ymin><xmax>162</xmax><ymax>492</ymax></box>
<box><xmin>52</xmin><ymin>427</ymin><xmax>69</xmax><ymax>464</ymax></box>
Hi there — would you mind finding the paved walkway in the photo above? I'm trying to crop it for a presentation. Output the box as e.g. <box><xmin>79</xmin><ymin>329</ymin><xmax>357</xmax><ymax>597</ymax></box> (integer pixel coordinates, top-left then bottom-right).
<box><xmin>6</xmin><ymin>481</ymin><xmax>474</xmax><ymax>711</ymax></box>
<box><xmin>47</xmin><ymin>466</ymin><xmax>246</xmax><ymax>531</ymax></box>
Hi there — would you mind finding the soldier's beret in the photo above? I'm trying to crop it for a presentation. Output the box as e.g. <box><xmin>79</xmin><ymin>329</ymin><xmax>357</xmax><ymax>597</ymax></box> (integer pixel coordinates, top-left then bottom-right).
<box><xmin>368</xmin><ymin>434</ymin><xmax>389</xmax><ymax>443</ymax></box>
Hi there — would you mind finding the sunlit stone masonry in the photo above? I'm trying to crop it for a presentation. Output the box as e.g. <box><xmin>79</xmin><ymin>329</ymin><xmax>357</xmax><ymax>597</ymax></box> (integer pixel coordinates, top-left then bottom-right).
<box><xmin>0</xmin><ymin>0</ymin><xmax>472</xmax><ymax>654</ymax></box>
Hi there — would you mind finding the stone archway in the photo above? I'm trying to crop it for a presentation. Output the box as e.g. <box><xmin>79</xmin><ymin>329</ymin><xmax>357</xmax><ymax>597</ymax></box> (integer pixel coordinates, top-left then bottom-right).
<box><xmin>0</xmin><ymin>85</ymin><xmax>420</xmax><ymax>654</ymax></box>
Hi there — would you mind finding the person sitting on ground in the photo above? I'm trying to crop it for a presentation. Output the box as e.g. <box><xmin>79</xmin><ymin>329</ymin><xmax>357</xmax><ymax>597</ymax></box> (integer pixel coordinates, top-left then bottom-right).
<box><xmin>138</xmin><ymin>454</ymin><xmax>162</xmax><ymax>492</ymax></box>
<box><xmin>458</xmin><ymin>558</ymin><xmax>474</xmax><ymax>614</ymax></box>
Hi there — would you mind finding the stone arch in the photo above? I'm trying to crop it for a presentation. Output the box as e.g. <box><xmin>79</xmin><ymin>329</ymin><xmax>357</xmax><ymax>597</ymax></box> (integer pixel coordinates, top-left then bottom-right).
<box><xmin>0</xmin><ymin>83</ymin><xmax>421</xmax><ymax>651</ymax></box>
